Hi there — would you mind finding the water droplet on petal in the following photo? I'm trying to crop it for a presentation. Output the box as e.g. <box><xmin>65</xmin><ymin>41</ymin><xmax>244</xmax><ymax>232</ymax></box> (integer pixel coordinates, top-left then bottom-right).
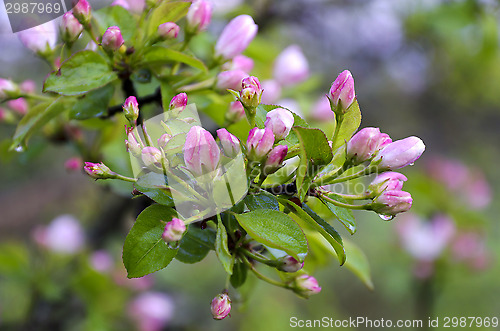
<box><xmin>15</xmin><ymin>145</ymin><xmax>25</xmax><ymax>153</ymax></box>
<box><xmin>409</xmin><ymin>163</ymin><xmax>414</xmax><ymax>166</ymax></box>
<box><xmin>378</xmin><ymin>214</ymin><xmax>394</xmax><ymax>221</ymax></box>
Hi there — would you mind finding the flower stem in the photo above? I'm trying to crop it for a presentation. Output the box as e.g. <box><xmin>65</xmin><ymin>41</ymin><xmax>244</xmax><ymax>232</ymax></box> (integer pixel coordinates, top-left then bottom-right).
<box><xmin>241</xmin><ymin>255</ymin><xmax>290</xmax><ymax>289</ymax></box>
<box><xmin>319</xmin><ymin>193</ymin><xmax>371</xmax><ymax>210</ymax></box>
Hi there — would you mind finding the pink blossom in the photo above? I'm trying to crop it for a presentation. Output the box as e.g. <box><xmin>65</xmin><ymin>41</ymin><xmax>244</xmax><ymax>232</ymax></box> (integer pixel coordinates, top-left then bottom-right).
<box><xmin>260</xmin><ymin>80</ymin><xmax>282</xmax><ymax>104</ymax></box>
<box><xmin>273</xmin><ymin>45</ymin><xmax>309</xmax><ymax>86</ymax></box>
<box><xmin>215</xmin><ymin>15</ymin><xmax>258</xmax><ymax>60</ymax></box>
<box><xmin>183</xmin><ymin>126</ymin><xmax>221</xmax><ymax>176</ymax></box>
<box><xmin>328</xmin><ymin>70</ymin><xmax>355</xmax><ymax>113</ymax></box>
<box><xmin>129</xmin><ymin>292</ymin><xmax>174</xmax><ymax>331</ymax></box>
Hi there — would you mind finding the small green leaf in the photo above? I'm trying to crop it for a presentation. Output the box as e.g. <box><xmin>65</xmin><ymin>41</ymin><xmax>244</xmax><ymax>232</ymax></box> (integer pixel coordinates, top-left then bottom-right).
<box><xmin>244</xmin><ymin>191</ymin><xmax>279</xmax><ymax>211</ymax></box>
<box><xmin>280</xmin><ymin>198</ymin><xmax>346</xmax><ymax>265</ymax></box>
<box><xmin>44</xmin><ymin>51</ymin><xmax>118</xmax><ymax>96</ymax></box>
<box><xmin>10</xmin><ymin>97</ymin><xmax>69</xmax><ymax>150</ymax></box>
<box><xmin>69</xmin><ymin>84</ymin><xmax>115</xmax><ymax>120</ymax></box>
<box><xmin>320</xmin><ymin>193</ymin><xmax>357</xmax><ymax>234</ymax></box>
<box><xmin>134</xmin><ymin>172</ymin><xmax>174</xmax><ymax>207</ymax></box>
<box><xmin>176</xmin><ymin>224</ymin><xmax>216</xmax><ymax>263</ymax></box>
<box><xmin>235</xmin><ymin>209</ymin><xmax>308</xmax><ymax>262</ymax></box>
<box><xmin>332</xmin><ymin>100</ymin><xmax>362</xmax><ymax>150</ymax></box>
<box><xmin>293</xmin><ymin>127</ymin><xmax>333</xmax><ymax>200</ymax></box>
<box><xmin>142</xmin><ymin>46</ymin><xmax>208</xmax><ymax>72</ymax></box>
<box><xmin>215</xmin><ymin>215</ymin><xmax>234</xmax><ymax>275</ymax></box>
<box><xmin>230</xmin><ymin>260</ymin><xmax>248</xmax><ymax>288</ymax></box>
<box><xmin>93</xmin><ymin>5</ymin><xmax>136</xmax><ymax>41</ymax></box>
<box><xmin>147</xmin><ymin>1</ymin><xmax>191</xmax><ymax>37</ymax></box>
<box><xmin>123</xmin><ymin>204</ymin><xmax>178</xmax><ymax>278</ymax></box>
<box><xmin>343</xmin><ymin>240</ymin><xmax>374</xmax><ymax>290</ymax></box>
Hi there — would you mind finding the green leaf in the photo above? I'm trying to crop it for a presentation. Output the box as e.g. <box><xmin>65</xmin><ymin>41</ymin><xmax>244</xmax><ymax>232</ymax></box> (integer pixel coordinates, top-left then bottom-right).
<box><xmin>176</xmin><ymin>224</ymin><xmax>216</xmax><ymax>263</ymax></box>
<box><xmin>320</xmin><ymin>193</ymin><xmax>357</xmax><ymax>234</ymax></box>
<box><xmin>123</xmin><ymin>204</ymin><xmax>178</xmax><ymax>278</ymax></box>
<box><xmin>255</xmin><ymin>104</ymin><xmax>308</xmax><ymax>146</ymax></box>
<box><xmin>235</xmin><ymin>209</ymin><xmax>308</xmax><ymax>262</ymax></box>
<box><xmin>280</xmin><ymin>198</ymin><xmax>346</xmax><ymax>265</ymax></box>
<box><xmin>147</xmin><ymin>1</ymin><xmax>191</xmax><ymax>37</ymax></box>
<box><xmin>10</xmin><ymin>97</ymin><xmax>69</xmax><ymax>151</ymax></box>
<box><xmin>142</xmin><ymin>46</ymin><xmax>208</xmax><ymax>72</ymax></box>
<box><xmin>134</xmin><ymin>172</ymin><xmax>174</xmax><ymax>207</ymax></box>
<box><xmin>230</xmin><ymin>260</ymin><xmax>248</xmax><ymax>288</ymax></box>
<box><xmin>332</xmin><ymin>99</ymin><xmax>362</xmax><ymax>150</ymax></box>
<box><xmin>43</xmin><ymin>51</ymin><xmax>118</xmax><ymax>96</ymax></box>
<box><xmin>215</xmin><ymin>215</ymin><xmax>234</xmax><ymax>275</ymax></box>
<box><xmin>293</xmin><ymin>127</ymin><xmax>333</xmax><ymax>200</ymax></box>
<box><xmin>244</xmin><ymin>191</ymin><xmax>279</xmax><ymax>211</ymax></box>
<box><xmin>93</xmin><ymin>5</ymin><xmax>136</xmax><ymax>41</ymax></box>
<box><xmin>69</xmin><ymin>84</ymin><xmax>115</xmax><ymax>120</ymax></box>
<box><xmin>343</xmin><ymin>240</ymin><xmax>374</xmax><ymax>290</ymax></box>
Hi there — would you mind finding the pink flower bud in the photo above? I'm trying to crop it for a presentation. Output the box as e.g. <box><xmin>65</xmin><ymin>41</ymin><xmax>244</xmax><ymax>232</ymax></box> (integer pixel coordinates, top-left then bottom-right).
<box><xmin>157</xmin><ymin>133</ymin><xmax>172</xmax><ymax>150</ymax></box>
<box><xmin>369</xmin><ymin>172</ymin><xmax>407</xmax><ymax>195</ymax></box>
<box><xmin>7</xmin><ymin>98</ymin><xmax>28</xmax><ymax>115</ymax></box>
<box><xmin>372</xmin><ymin>190</ymin><xmax>413</xmax><ymax>216</ymax></box>
<box><xmin>278</xmin><ymin>255</ymin><xmax>303</xmax><ymax>273</ymax></box>
<box><xmin>0</xmin><ymin>79</ymin><xmax>19</xmax><ymax>100</ymax></box>
<box><xmin>183</xmin><ymin>126</ymin><xmax>221</xmax><ymax>176</ymax></box>
<box><xmin>141</xmin><ymin>147</ymin><xmax>163</xmax><ymax>168</ymax></box>
<box><xmin>84</xmin><ymin>162</ymin><xmax>114</xmax><ymax>179</ymax></box>
<box><xmin>346</xmin><ymin>127</ymin><xmax>392</xmax><ymax>165</ymax></box>
<box><xmin>222</xmin><ymin>54</ymin><xmax>254</xmax><ymax>73</ymax></box>
<box><xmin>225</xmin><ymin>101</ymin><xmax>245</xmax><ymax>123</ymax></box>
<box><xmin>260</xmin><ymin>80</ymin><xmax>282</xmax><ymax>104</ymax></box>
<box><xmin>211</xmin><ymin>293</ymin><xmax>231</xmax><ymax>320</ymax></box>
<box><xmin>101</xmin><ymin>26</ymin><xmax>124</xmax><ymax>52</ymax></box>
<box><xmin>73</xmin><ymin>0</ymin><xmax>92</xmax><ymax>26</ymax></box>
<box><xmin>273</xmin><ymin>45</ymin><xmax>309</xmax><ymax>86</ymax></box>
<box><xmin>90</xmin><ymin>250</ymin><xmax>114</xmax><ymax>273</ymax></box>
<box><xmin>216</xmin><ymin>70</ymin><xmax>248</xmax><ymax>91</ymax></box>
<box><xmin>158</xmin><ymin>22</ymin><xmax>180</xmax><ymax>40</ymax></box>
<box><xmin>64</xmin><ymin>157</ymin><xmax>83</xmax><ymax>171</ymax></box>
<box><xmin>217</xmin><ymin>129</ymin><xmax>240</xmax><ymax>158</ymax></box>
<box><xmin>169</xmin><ymin>93</ymin><xmax>187</xmax><ymax>111</ymax></box>
<box><xmin>162</xmin><ymin>218</ymin><xmax>186</xmax><ymax>243</ymax></box>
<box><xmin>246</xmin><ymin>127</ymin><xmax>274</xmax><ymax>161</ymax></box>
<box><xmin>125</xmin><ymin>127</ymin><xmax>143</xmax><ymax>157</ymax></box>
<box><xmin>372</xmin><ymin>136</ymin><xmax>425</xmax><ymax>170</ymax></box>
<box><xmin>215</xmin><ymin>15</ymin><xmax>258</xmax><ymax>60</ymax></box>
<box><xmin>129</xmin><ymin>292</ymin><xmax>174</xmax><ymax>331</ymax></box>
<box><xmin>328</xmin><ymin>70</ymin><xmax>355</xmax><ymax>113</ymax></box>
<box><xmin>123</xmin><ymin>96</ymin><xmax>139</xmax><ymax>124</ymax></box>
<box><xmin>20</xmin><ymin>80</ymin><xmax>36</xmax><ymax>94</ymax></box>
<box><xmin>294</xmin><ymin>275</ymin><xmax>321</xmax><ymax>297</ymax></box>
<box><xmin>263</xmin><ymin>145</ymin><xmax>288</xmax><ymax>175</ymax></box>
<box><xmin>311</xmin><ymin>96</ymin><xmax>334</xmax><ymax>121</ymax></box>
<box><xmin>61</xmin><ymin>12</ymin><xmax>84</xmax><ymax>43</ymax></box>
<box><xmin>239</xmin><ymin>76</ymin><xmax>263</xmax><ymax>108</ymax></box>
<box><xmin>186</xmin><ymin>0</ymin><xmax>212</xmax><ymax>32</ymax></box>
<box><xmin>18</xmin><ymin>21</ymin><xmax>57</xmax><ymax>54</ymax></box>
<box><xmin>265</xmin><ymin>108</ymin><xmax>294</xmax><ymax>140</ymax></box>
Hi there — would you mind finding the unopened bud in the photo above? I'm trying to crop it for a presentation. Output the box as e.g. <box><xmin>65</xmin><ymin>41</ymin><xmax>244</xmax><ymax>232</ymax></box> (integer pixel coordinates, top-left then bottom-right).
<box><xmin>7</xmin><ymin>98</ymin><xmax>28</xmax><ymax>115</ymax></box>
<box><xmin>141</xmin><ymin>147</ymin><xmax>163</xmax><ymax>168</ymax></box>
<box><xmin>217</xmin><ymin>128</ymin><xmax>240</xmax><ymax>158</ymax></box>
<box><xmin>101</xmin><ymin>26</ymin><xmax>124</xmax><ymax>52</ymax></box>
<box><xmin>158</xmin><ymin>22</ymin><xmax>180</xmax><ymax>40</ymax></box>
<box><xmin>162</xmin><ymin>218</ymin><xmax>186</xmax><ymax>243</ymax></box>
<box><xmin>211</xmin><ymin>293</ymin><xmax>231</xmax><ymax>320</ymax></box>
<box><xmin>372</xmin><ymin>190</ymin><xmax>413</xmax><ymax>217</ymax></box>
<box><xmin>369</xmin><ymin>172</ymin><xmax>407</xmax><ymax>195</ymax></box>
<box><xmin>293</xmin><ymin>275</ymin><xmax>321</xmax><ymax>298</ymax></box>
<box><xmin>72</xmin><ymin>0</ymin><xmax>92</xmax><ymax>26</ymax></box>
<box><xmin>61</xmin><ymin>12</ymin><xmax>83</xmax><ymax>43</ymax></box>
<box><xmin>328</xmin><ymin>70</ymin><xmax>355</xmax><ymax>114</ymax></box>
<box><xmin>169</xmin><ymin>93</ymin><xmax>187</xmax><ymax>111</ymax></box>
<box><xmin>264</xmin><ymin>108</ymin><xmax>294</xmax><ymax>141</ymax></box>
<box><xmin>273</xmin><ymin>45</ymin><xmax>309</xmax><ymax>86</ymax></box>
<box><xmin>346</xmin><ymin>127</ymin><xmax>392</xmax><ymax>165</ymax></box>
<box><xmin>239</xmin><ymin>76</ymin><xmax>263</xmax><ymax>109</ymax></box>
<box><xmin>157</xmin><ymin>133</ymin><xmax>172</xmax><ymax>150</ymax></box>
<box><xmin>125</xmin><ymin>127</ymin><xmax>143</xmax><ymax>157</ymax></box>
<box><xmin>246</xmin><ymin>127</ymin><xmax>274</xmax><ymax>161</ymax></box>
<box><xmin>186</xmin><ymin>0</ymin><xmax>212</xmax><ymax>33</ymax></box>
<box><xmin>225</xmin><ymin>101</ymin><xmax>245</xmax><ymax>123</ymax></box>
<box><xmin>215</xmin><ymin>15</ymin><xmax>258</xmax><ymax>60</ymax></box>
<box><xmin>371</xmin><ymin>136</ymin><xmax>425</xmax><ymax>171</ymax></box>
<box><xmin>216</xmin><ymin>70</ymin><xmax>248</xmax><ymax>91</ymax></box>
<box><xmin>183</xmin><ymin>126</ymin><xmax>220</xmax><ymax>176</ymax></box>
<box><xmin>84</xmin><ymin>162</ymin><xmax>115</xmax><ymax>179</ymax></box>
<box><xmin>122</xmin><ymin>96</ymin><xmax>139</xmax><ymax>125</ymax></box>
<box><xmin>0</xmin><ymin>79</ymin><xmax>19</xmax><ymax>101</ymax></box>
<box><xmin>277</xmin><ymin>255</ymin><xmax>304</xmax><ymax>272</ymax></box>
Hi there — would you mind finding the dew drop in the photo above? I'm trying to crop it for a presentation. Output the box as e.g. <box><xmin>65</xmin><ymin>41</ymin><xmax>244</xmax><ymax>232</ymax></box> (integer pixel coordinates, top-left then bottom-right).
<box><xmin>409</xmin><ymin>162</ymin><xmax>415</xmax><ymax>166</ymax></box>
<box><xmin>378</xmin><ymin>214</ymin><xmax>394</xmax><ymax>221</ymax></box>
<box><xmin>15</xmin><ymin>145</ymin><xmax>25</xmax><ymax>153</ymax></box>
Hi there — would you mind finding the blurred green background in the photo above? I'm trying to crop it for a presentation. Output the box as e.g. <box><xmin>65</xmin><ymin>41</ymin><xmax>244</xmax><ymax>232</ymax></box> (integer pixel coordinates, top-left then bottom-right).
<box><xmin>0</xmin><ymin>0</ymin><xmax>499</xmax><ymax>330</ymax></box>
